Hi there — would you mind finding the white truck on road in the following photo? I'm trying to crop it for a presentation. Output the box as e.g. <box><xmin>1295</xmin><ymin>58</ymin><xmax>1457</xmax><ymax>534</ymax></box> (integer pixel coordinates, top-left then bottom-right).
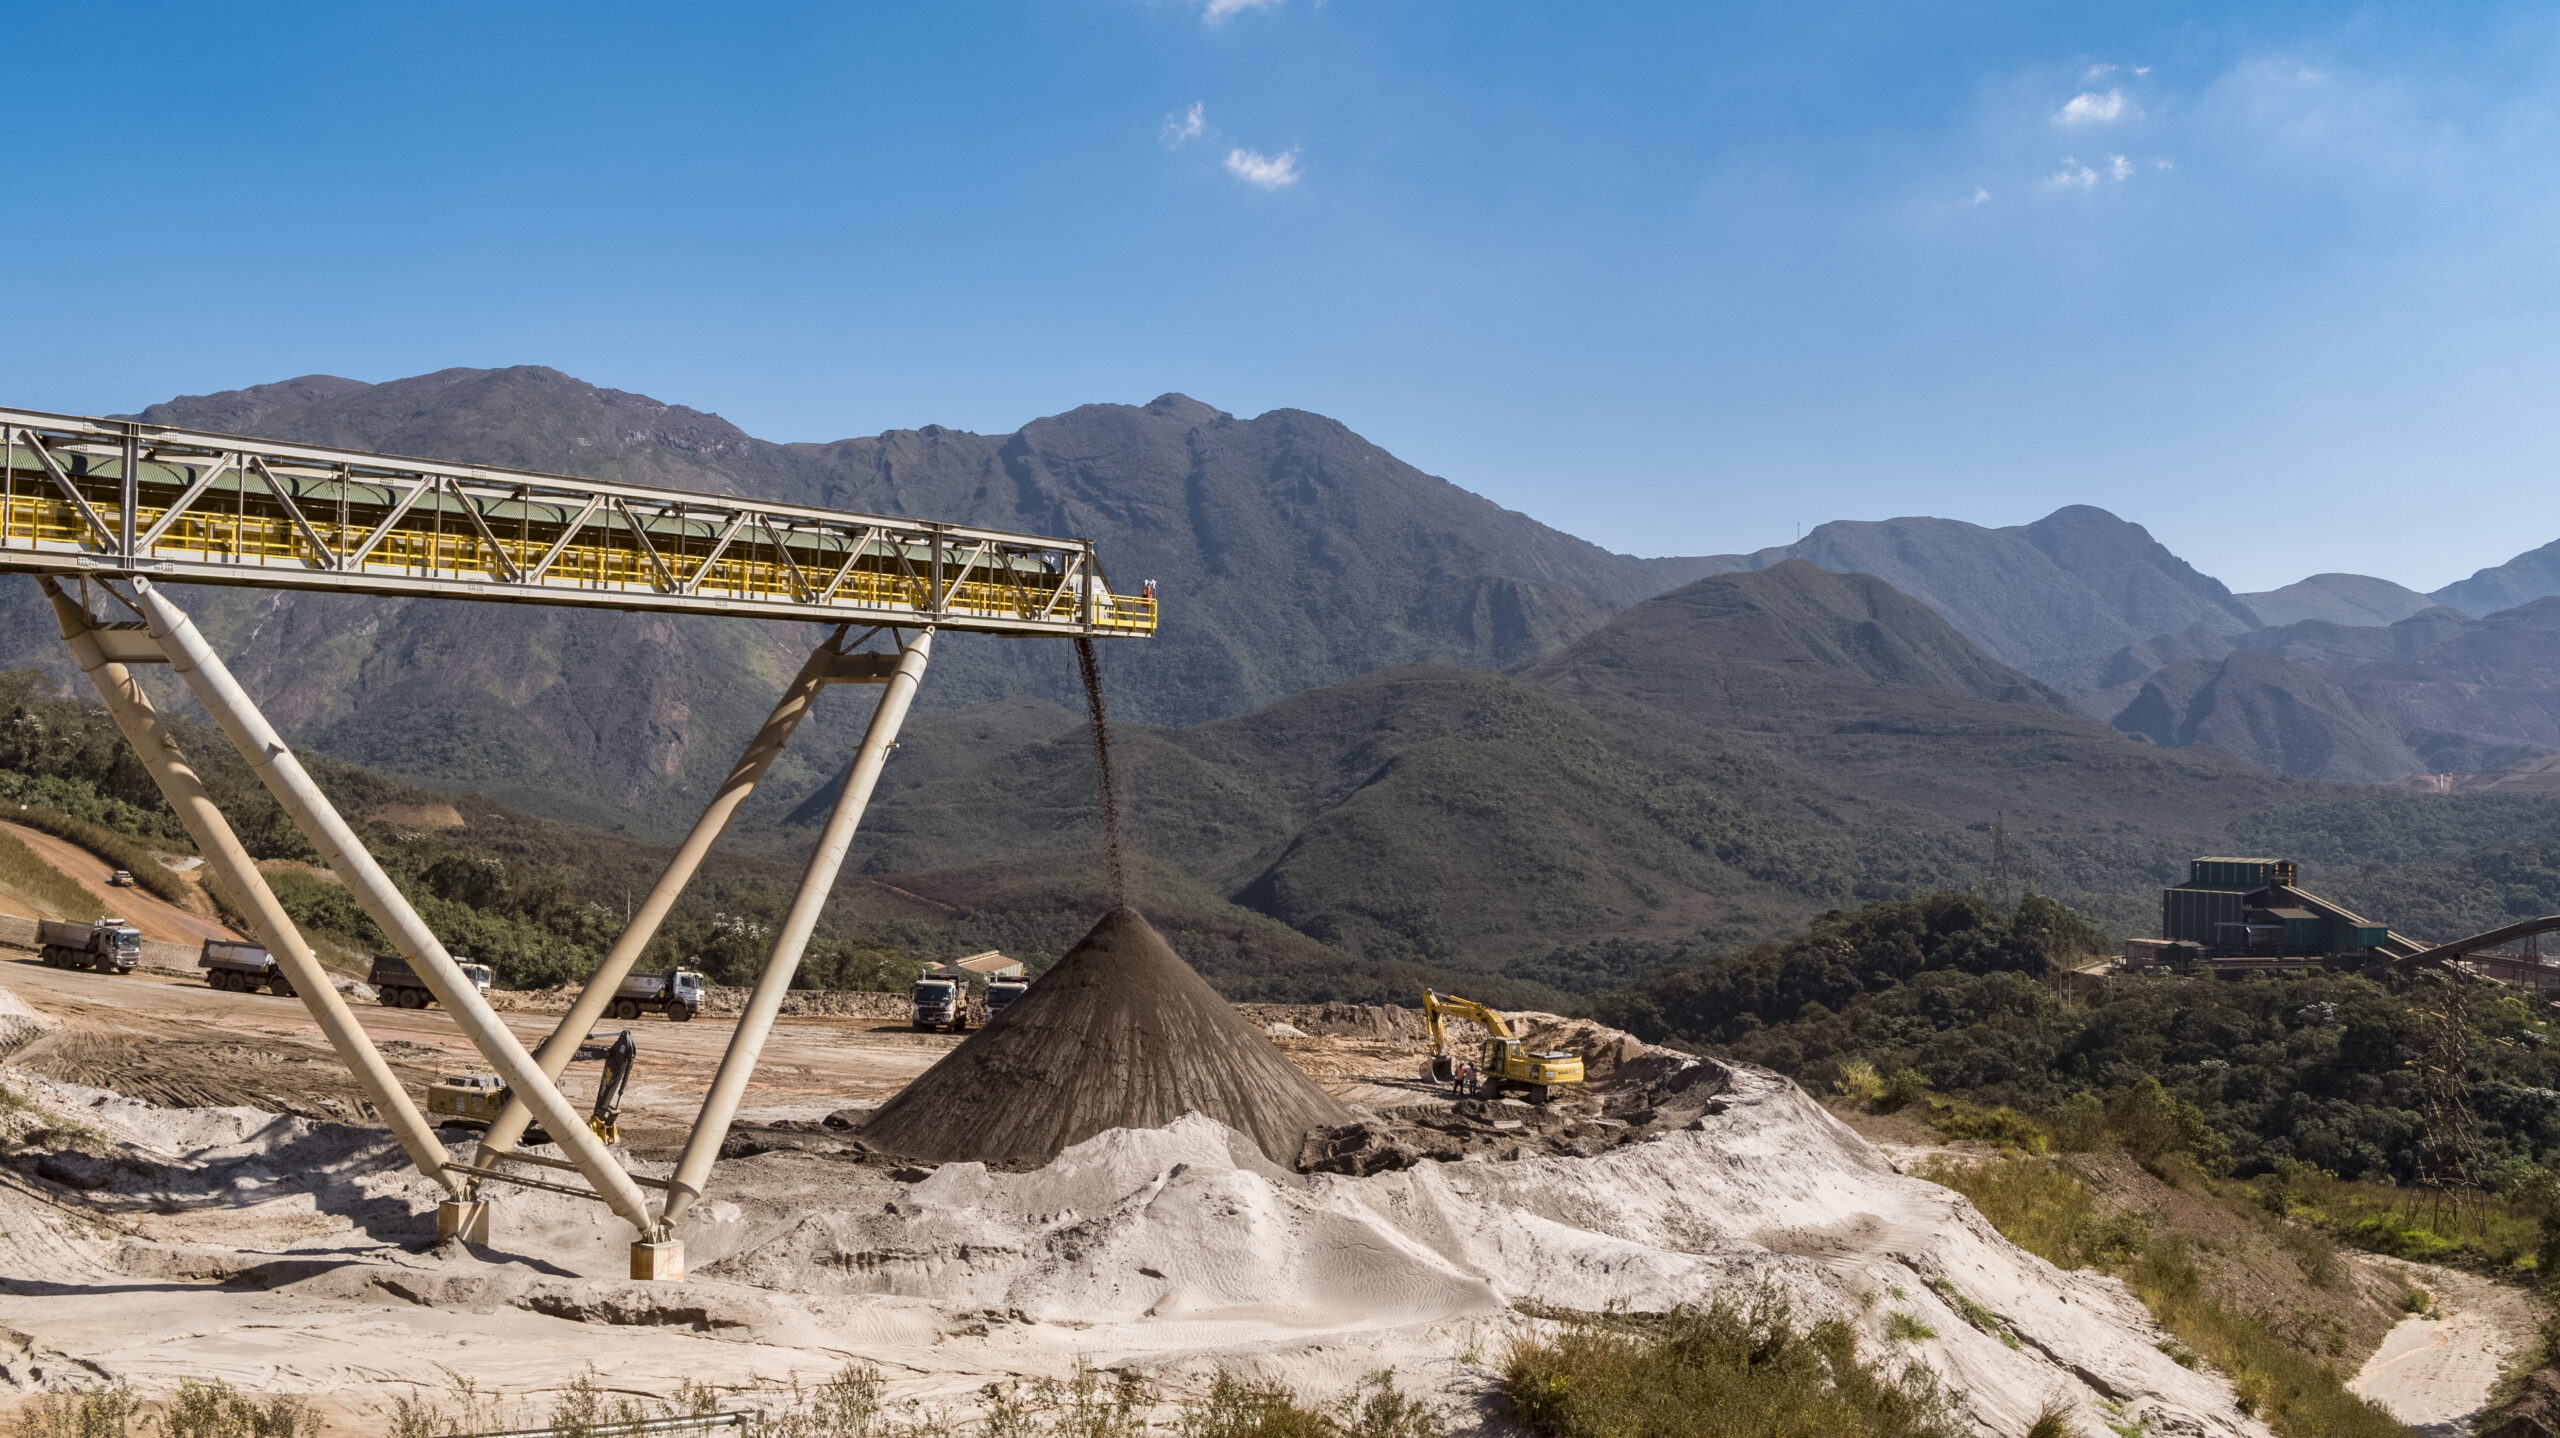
<box><xmin>911</xmin><ymin>972</ymin><xmax>969</xmax><ymax>1032</ymax></box>
<box><xmin>199</xmin><ymin>939</ymin><xmax>294</xmax><ymax>996</ymax></box>
<box><xmin>38</xmin><ymin>919</ymin><xmax>140</xmax><ymax>974</ymax></box>
<box><xmin>605</xmin><ymin>970</ymin><xmax>702</xmax><ymax>1021</ymax></box>
<box><xmin>369</xmin><ymin>954</ymin><xmax>493</xmax><ymax>1009</ymax></box>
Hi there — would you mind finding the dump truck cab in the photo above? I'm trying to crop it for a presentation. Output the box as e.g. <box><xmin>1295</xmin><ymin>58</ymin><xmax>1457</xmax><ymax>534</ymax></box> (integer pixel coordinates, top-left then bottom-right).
<box><xmin>911</xmin><ymin>973</ymin><xmax>967</xmax><ymax>1032</ymax></box>
<box><xmin>984</xmin><ymin>977</ymin><xmax>1028</xmax><ymax>1016</ymax></box>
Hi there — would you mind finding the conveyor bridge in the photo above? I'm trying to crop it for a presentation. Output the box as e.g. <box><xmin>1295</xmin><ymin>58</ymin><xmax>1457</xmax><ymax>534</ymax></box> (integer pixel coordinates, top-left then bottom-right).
<box><xmin>0</xmin><ymin>406</ymin><xmax>1155</xmax><ymax>636</ymax></box>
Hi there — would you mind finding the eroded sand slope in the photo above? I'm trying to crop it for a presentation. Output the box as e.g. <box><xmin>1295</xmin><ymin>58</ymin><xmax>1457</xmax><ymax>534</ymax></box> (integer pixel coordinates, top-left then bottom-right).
<box><xmin>0</xmin><ymin>978</ymin><xmax>2268</xmax><ymax>1436</ymax></box>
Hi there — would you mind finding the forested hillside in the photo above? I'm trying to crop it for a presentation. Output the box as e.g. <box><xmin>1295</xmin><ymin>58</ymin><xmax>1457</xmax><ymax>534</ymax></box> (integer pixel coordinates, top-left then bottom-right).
<box><xmin>1594</xmin><ymin>891</ymin><xmax>2560</xmax><ymax>1186</ymax></box>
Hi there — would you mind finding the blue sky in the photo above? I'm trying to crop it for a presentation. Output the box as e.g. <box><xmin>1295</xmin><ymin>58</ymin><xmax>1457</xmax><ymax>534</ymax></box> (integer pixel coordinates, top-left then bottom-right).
<box><xmin>4</xmin><ymin>3</ymin><xmax>2556</xmax><ymax>593</ymax></box>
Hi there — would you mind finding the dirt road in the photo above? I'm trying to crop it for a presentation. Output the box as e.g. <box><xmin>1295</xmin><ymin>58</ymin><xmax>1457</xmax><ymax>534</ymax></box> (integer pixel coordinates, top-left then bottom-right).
<box><xmin>0</xmin><ymin>822</ymin><xmax>238</xmax><ymax>945</ymax></box>
<box><xmin>1</xmin><ymin>954</ymin><xmax>960</xmax><ymax>1154</ymax></box>
<box><xmin>2348</xmin><ymin>1254</ymin><xmax>2538</xmax><ymax>1434</ymax></box>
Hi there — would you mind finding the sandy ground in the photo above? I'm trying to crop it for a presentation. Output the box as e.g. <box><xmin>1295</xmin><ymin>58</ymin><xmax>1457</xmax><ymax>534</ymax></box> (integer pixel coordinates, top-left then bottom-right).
<box><xmin>0</xmin><ymin>956</ymin><xmax>960</xmax><ymax>1151</ymax></box>
<box><xmin>0</xmin><ymin>822</ymin><xmax>238</xmax><ymax>944</ymax></box>
<box><xmin>2348</xmin><ymin>1255</ymin><xmax>2540</xmax><ymax>1436</ymax></box>
<box><xmin>0</xmin><ymin>963</ymin><xmax>2279</xmax><ymax>1438</ymax></box>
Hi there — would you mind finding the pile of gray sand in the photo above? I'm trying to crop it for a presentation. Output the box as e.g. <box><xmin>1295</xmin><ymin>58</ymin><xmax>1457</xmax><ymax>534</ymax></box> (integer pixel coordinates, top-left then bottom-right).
<box><xmin>862</xmin><ymin>907</ymin><xmax>1351</xmax><ymax>1168</ymax></box>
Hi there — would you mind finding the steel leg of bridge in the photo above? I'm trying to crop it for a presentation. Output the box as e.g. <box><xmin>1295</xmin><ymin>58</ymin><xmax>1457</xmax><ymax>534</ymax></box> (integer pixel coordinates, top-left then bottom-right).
<box><xmin>129</xmin><ymin>579</ymin><xmax>661</xmax><ymax>1244</ymax></box>
<box><xmin>40</xmin><ymin>579</ymin><xmax>461</xmax><ymax>1200</ymax></box>
<box><xmin>476</xmin><ymin>626</ymin><xmax>875</xmax><ymax>1163</ymax></box>
<box><xmin>659</xmin><ymin>627</ymin><xmax>934</xmax><ymax>1227</ymax></box>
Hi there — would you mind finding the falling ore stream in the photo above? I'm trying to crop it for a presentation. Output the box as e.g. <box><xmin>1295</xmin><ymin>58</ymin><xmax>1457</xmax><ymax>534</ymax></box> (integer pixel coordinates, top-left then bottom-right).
<box><xmin>1075</xmin><ymin>637</ymin><xmax>1128</xmax><ymax>908</ymax></box>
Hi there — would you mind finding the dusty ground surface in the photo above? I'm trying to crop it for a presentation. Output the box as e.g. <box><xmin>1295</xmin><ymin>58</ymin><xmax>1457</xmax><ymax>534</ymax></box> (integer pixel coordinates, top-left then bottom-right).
<box><xmin>1</xmin><ymin>957</ymin><xmax>961</xmax><ymax>1152</ymax></box>
<box><xmin>2348</xmin><ymin>1256</ymin><xmax>2540</xmax><ymax>1436</ymax></box>
<box><xmin>0</xmin><ymin>959</ymin><xmax>2276</xmax><ymax>1437</ymax></box>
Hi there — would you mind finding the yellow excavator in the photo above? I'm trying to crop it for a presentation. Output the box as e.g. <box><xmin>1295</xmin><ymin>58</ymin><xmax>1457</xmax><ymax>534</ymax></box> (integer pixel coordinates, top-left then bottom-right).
<box><xmin>427</xmin><ymin>1030</ymin><xmax>638</xmax><ymax>1144</ymax></box>
<box><xmin>1421</xmin><ymin>991</ymin><xmax>1584</xmax><ymax>1101</ymax></box>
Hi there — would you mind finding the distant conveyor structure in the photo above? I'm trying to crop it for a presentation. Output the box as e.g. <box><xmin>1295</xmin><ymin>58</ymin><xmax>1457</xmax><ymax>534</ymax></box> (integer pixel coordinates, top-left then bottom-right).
<box><xmin>0</xmin><ymin>405</ymin><xmax>1159</xmax><ymax>1280</ymax></box>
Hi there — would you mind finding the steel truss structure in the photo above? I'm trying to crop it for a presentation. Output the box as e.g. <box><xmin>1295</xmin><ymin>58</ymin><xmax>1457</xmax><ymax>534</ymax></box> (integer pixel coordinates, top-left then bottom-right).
<box><xmin>0</xmin><ymin>407</ymin><xmax>1156</xmax><ymax>636</ymax></box>
<box><xmin>8</xmin><ymin>408</ymin><xmax>1156</xmax><ymax>1280</ymax></box>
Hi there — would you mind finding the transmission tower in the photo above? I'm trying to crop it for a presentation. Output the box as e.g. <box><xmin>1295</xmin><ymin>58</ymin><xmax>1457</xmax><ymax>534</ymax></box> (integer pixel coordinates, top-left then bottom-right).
<box><xmin>2410</xmin><ymin>970</ymin><xmax>2483</xmax><ymax>1203</ymax></box>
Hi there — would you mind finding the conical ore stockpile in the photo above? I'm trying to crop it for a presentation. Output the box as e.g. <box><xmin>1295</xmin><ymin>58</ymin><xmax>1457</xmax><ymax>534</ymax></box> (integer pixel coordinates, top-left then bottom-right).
<box><xmin>863</xmin><ymin>907</ymin><xmax>1350</xmax><ymax>1167</ymax></box>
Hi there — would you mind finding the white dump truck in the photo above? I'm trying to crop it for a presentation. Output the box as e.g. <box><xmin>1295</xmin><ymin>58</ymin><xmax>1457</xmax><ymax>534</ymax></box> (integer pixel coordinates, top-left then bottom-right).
<box><xmin>985</xmin><ymin>976</ymin><xmax>1028</xmax><ymax>1017</ymax></box>
<box><xmin>605</xmin><ymin>970</ymin><xmax>702</xmax><ymax>1021</ymax></box>
<box><xmin>38</xmin><ymin>919</ymin><xmax>141</xmax><ymax>974</ymax></box>
<box><xmin>369</xmin><ymin>953</ymin><xmax>493</xmax><ymax>1009</ymax></box>
<box><xmin>911</xmin><ymin>972</ymin><xmax>969</xmax><ymax>1032</ymax></box>
<box><xmin>199</xmin><ymin>938</ymin><xmax>295</xmax><ymax>996</ymax></box>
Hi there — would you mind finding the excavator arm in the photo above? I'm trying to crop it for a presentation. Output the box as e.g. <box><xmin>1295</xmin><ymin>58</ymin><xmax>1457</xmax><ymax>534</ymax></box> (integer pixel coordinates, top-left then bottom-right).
<box><xmin>1423</xmin><ymin>990</ymin><xmax>1515</xmax><ymax>1049</ymax></box>
<box><xmin>585</xmin><ymin>1030</ymin><xmax>636</xmax><ymax>1145</ymax></box>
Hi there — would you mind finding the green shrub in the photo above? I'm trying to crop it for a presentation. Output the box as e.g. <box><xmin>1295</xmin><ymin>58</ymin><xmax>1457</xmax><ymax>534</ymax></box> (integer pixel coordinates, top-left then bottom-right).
<box><xmin>160</xmin><ymin>1377</ymin><xmax>320</xmax><ymax>1438</ymax></box>
<box><xmin>1877</xmin><ymin>1067</ymin><xmax>1932</xmax><ymax>1113</ymax></box>
<box><xmin>1925</xmin><ymin>1098</ymin><xmax>2051</xmax><ymax>1154</ymax></box>
<box><xmin>2051</xmin><ymin>1092</ymin><xmax>2106</xmax><ymax>1154</ymax></box>
<box><xmin>1833</xmin><ymin>1058</ymin><xmax>1887</xmax><ymax>1104</ymax></box>
<box><xmin>1503</xmin><ymin>1291</ymin><xmax>1960</xmax><ymax>1438</ymax></box>
<box><xmin>14</xmin><ymin>1382</ymin><xmax>142</xmax><ymax>1438</ymax></box>
<box><xmin>2105</xmin><ymin>1077</ymin><xmax>2233</xmax><ymax>1178</ymax></box>
<box><xmin>1173</xmin><ymin>1369</ymin><xmax>1441</xmax><ymax>1438</ymax></box>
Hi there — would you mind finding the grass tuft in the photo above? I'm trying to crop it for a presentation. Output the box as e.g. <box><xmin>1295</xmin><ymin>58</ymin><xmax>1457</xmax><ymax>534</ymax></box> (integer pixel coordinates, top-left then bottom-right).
<box><xmin>0</xmin><ymin>824</ymin><xmax>102</xmax><ymax>922</ymax></box>
<box><xmin>2024</xmin><ymin>1399</ymin><xmax>2083</xmax><ymax>1438</ymax></box>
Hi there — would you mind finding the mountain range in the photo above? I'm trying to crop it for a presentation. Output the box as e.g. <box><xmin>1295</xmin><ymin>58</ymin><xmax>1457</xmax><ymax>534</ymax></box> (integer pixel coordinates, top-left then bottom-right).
<box><xmin>8</xmin><ymin>364</ymin><xmax>2560</xmax><ymax>995</ymax></box>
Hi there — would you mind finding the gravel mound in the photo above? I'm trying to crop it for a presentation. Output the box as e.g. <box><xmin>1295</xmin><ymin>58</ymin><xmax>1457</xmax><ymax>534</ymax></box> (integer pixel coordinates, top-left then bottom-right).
<box><xmin>862</xmin><ymin>907</ymin><xmax>1350</xmax><ymax>1168</ymax></box>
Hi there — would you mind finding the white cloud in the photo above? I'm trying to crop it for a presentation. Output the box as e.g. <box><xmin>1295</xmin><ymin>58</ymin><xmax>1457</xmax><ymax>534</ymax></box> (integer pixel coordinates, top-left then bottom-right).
<box><xmin>2085</xmin><ymin>64</ymin><xmax>2118</xmax><ymax>80</ymax></box>
<box><xmin>2134</xmin><ymin>66</ymin><xmax>2151</xmax><ymax>76</ymax></box>
<box><xmin>1970</xmin><ymin>186</ymin><xmax>1991</xmax><ymax>205</ymax></box>
<box><xmin>1163</xmin><ymin>101</ymin><xmax>1205</xmax><ymax>147</ymax></box>
<box><xmin>1224</xmin><ymin>146</ymin><xmax>1302</xmax><ymax>189</ymax></box>
<box><xmin>2056</xmin><ymin>88</ymin><xmax>2130</xmax><ymax>125</ymax></box>
<box><xmin>2048</xmin><ymin>159</ymin><xmax>2100</xmax><ymax>188</ymax></box>
<box><xmin>1199</xmin><ymin>0</ymin><xmax>1281</xmax><ymax>22</ymax></box>
<box><xmin>2154</xmin><ymin>157</ymin><xmax>2174</xmax><ymax>171</ymax></box>
<box><xmin>2110</xmin><ymin>154</ymin><xmax>2134</xmax><ymax>180</ymax></box>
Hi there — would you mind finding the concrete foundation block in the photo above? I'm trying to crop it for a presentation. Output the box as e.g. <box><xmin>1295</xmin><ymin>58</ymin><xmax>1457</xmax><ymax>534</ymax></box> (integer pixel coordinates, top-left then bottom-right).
<box><xmin>436</xmin><ymin>1199</ymin><xmax>490</xmax><ymax>1244</ymax></box>
<box><xmin>630</xmin><ymin>1238</ymin><xmax>685</xmax><ymax>1282</ymax></box>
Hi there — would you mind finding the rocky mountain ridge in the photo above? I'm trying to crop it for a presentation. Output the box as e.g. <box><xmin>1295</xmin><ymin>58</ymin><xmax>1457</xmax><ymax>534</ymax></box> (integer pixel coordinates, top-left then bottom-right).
<box><xmin>15</xmin><ymin>361</ymin><xmax>2560</xmax><ymax>808</ymax></box>
<box><xmin>13</xmin><ymin>366</ymin><xmax>1728</xmax><ymax>833</ymax></box>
